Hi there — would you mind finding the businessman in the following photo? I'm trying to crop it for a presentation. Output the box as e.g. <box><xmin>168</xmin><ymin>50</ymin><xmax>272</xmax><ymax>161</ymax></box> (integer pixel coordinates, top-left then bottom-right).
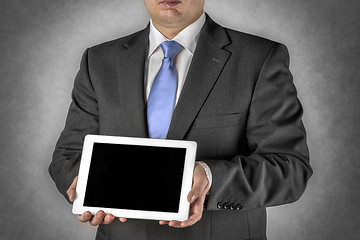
<box><xmin>49</xmin><ymin>0</ymin><xmax>313</xmax><ymax>239</ymax></box>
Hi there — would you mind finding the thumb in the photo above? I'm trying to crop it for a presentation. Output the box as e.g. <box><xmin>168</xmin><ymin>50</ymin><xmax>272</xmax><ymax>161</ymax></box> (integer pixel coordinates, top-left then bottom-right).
<box><xmin>187</xmin><ymin>177</ymin><xmax>208</xmax><ymax>203</ymax></box>
<box><xmin>187</xmin><ymin>163</ymin><xmax>209</xmax><ymax>203</ymax></box>
<box><xmin>67</xmin><ymin>176</ymin><xmax>78</xmax><ymax>202</ymax></box>
<box><xmin>187</xmin><ymin>186</ymin><xmax>202</xmax><ymax>203</ymax></box>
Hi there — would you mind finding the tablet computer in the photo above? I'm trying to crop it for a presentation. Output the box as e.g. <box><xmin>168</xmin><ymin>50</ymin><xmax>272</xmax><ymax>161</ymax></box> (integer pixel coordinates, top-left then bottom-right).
<box><xmin>72</xmin><ymin>135</ymin><xmax>197</xmax><ymax>221</ymax></box>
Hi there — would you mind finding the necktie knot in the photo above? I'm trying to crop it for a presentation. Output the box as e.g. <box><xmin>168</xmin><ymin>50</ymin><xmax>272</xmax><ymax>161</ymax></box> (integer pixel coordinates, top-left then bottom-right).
<box><xmin>160</xmin><ymin>41</ymin><xmax>183</xmax><ymax>60</ymax></box>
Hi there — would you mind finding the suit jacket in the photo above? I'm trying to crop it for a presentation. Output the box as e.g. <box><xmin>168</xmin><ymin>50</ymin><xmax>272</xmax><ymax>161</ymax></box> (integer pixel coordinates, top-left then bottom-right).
<box><xmin>49</xmin><ymin>14</ymin><xmax>312</xmax><ymax>240</ymax></box>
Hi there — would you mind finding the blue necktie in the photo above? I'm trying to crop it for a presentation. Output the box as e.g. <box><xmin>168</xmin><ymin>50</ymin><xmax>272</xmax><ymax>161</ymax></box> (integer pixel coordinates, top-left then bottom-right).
<box><xmin>147</xmin><ymin>41</ymin><xmax>183</xmax><ymax>139</ymax></box>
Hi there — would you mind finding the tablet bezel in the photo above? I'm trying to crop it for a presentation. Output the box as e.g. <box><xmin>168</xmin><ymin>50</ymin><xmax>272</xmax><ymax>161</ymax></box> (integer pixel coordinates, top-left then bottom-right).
<box><xmin>72</xmin><ymin>135</ymin><xmax>197</xmax><ymax>221</ymax></box>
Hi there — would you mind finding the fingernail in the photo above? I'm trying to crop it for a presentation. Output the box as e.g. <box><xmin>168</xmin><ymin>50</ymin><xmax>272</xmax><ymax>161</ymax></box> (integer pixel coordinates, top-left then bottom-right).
<box><xmin>191</xmin><ymin>195</ymin><xmax>196</xmax><ymax>202</ymax></box>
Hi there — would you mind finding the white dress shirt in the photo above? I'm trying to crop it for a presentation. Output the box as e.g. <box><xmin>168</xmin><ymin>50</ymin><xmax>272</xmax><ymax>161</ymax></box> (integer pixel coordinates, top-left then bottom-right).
<box><xmin>145</xmin><ymin>12</ymin><xmax>206</xmax><ymax>105</ymax></box>
<box><xmin>145</xmin><ymin>12</ymin><xmax>212</xmax><ymax>188</ymax></box>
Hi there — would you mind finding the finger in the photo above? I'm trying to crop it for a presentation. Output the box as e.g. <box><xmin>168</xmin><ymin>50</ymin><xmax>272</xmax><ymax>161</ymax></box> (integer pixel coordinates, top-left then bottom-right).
<box><xmin>77</xmin><ymin>211</ymin><xmax>92</xmax><ymax>223</ymax></box>
<box><xmin>181</xmin><ymin>195</ymin><xmax>206</xmax><ymax>227</ymax></box>
<box><xmin>179</xmin><ymin>213</ymin><xmax>201</xmax><ymax>228</ymax></box>
<box><xmin>67</xmin><ymin>176</ymin><xmax>78</xmax><ymax>202</ymax></box>
<box><xmin>167</xmin><ymin>197</ymin><xmax>205</xmax><ymax>228</ymax></box>
<box><xmin>119</xmin><ymin>217</ymin><xmax>127</xmax><ymax>222</ymax></box>
<box><xmin>159</xmin><ymin>220</ymin><xmax>169</xmax><ymax>225</ymax></box>
<box><xmin>181</xmin><ymin>207</ymin><xmax>202</xmax><ymax>228</ymax></box>
<box><xmin>168</xmin><ymin>220</ymin><xmax>183</xmax><ymax>228</ymax></box>
<box><xmin>89</xmin><ymin>210</ymin><xmax>105</xmax><ymax>226</ymax></box>
<box><xmin>102</xmin><ymin>214</ymin><xmax>115</xmax><ymax>225</ymax></box>
<box><xmin>67</xmin><ymin>188</ymin><xmax>76</xmax><ymax>202</ymax></box>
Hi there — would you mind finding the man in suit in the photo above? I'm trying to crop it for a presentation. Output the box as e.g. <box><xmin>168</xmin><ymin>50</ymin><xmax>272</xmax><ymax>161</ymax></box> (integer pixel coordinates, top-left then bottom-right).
<box><xmin>49</xmin><ymin>0</ymin><xmax>313</xmax><ymax>239</ymax></box>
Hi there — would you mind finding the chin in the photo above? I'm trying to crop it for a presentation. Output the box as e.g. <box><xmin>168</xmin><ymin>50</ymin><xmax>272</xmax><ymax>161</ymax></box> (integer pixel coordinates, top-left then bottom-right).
<box><xmin>158</xmin><ymin>11</ymin><xmax>182</xmax><ymax>23</ymax></box>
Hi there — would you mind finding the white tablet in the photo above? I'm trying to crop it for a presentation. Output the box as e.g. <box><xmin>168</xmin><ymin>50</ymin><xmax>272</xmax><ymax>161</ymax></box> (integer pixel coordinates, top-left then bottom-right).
<box><xmin>72</xmin><ymin>135</ymin><xmax>197</xmax><ymax>221</ymax></box>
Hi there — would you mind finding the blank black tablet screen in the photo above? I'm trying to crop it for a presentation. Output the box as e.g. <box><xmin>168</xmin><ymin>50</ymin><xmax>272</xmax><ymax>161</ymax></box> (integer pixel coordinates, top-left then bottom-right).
<box><xmin>84</xmin><ymin>143</ymin><xmax>186</xmax><ymax>213</ymax></box>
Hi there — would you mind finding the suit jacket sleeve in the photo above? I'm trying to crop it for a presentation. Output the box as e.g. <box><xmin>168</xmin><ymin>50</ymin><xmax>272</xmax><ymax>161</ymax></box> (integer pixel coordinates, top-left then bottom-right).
<box><xmin>203</xmin><ymin>43</ymin><xmax>313</xmax><ymax>210</ymax></box>
<box><xmin>49</xmin><ymin>48</ymin><xmax>99</xmax><ymax>203</ymax></box>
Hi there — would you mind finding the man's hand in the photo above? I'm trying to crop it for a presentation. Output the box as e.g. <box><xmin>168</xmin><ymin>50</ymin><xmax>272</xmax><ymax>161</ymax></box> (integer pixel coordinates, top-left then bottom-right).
<box><xmin>159</xmin><ymin>162</ymin><xmax>210</xmax><ymax>228</ymax></box>
<box><xmin>67</xmin><ymin>176</ymin><xmax>127</xmax><ymax>225</ymax></box>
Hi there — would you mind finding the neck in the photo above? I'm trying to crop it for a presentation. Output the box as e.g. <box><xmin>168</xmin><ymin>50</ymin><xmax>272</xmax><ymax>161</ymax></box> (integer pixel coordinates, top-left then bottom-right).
<box><xmin>152</xmin><ymin>23</ymin><xmax>186</xmax><ymax>40</ymax></box>
<box><xmin>151</xmin><ymin>12</ymin><xmax>204</xmax><ymax>40</ymax></box>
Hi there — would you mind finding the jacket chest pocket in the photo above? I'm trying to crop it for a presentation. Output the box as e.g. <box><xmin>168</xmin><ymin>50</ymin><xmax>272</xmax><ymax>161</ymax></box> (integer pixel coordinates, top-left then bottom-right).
<box><xmin>194</xmin><ymin>113</ymin><xmax>242</xmax><ymax>129</ymax></box>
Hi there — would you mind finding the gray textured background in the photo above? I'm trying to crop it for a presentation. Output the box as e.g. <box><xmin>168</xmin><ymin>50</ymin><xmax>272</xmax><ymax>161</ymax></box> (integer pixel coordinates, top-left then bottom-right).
<box><xmin>1</xmin><ymin>0</ymin><xmax>359</xmax><ymax>239</ymax></box>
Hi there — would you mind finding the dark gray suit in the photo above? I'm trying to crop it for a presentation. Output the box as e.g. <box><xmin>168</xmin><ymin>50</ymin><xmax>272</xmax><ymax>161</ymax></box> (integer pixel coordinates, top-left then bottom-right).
<box><xmin>49</xmin><ymin>14</ymin><xmax>312</xmax><ymax>240</ymax></box>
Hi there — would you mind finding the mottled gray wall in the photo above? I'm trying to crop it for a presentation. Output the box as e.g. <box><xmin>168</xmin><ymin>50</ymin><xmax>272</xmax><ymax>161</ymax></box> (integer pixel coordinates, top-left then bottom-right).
<box><xmin>1</xmin><ymin>0</ymin><xmax>359</xmax><ymax>239</ymax></box>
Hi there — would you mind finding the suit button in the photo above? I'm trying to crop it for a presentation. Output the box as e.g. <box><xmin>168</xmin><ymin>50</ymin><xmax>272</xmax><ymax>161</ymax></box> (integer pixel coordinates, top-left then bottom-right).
<box><xmin>223</xmin><ymin>202</ymin><xmax>231</xmax><ymax>209</ymax></box>
<box><xmin>217</xmin><ymin>202</ymin><xmax>224</xmax><ymax>209</ymax></box>
<box><xmin>230</xmin><ymin>203</ymin><xmax>236</xmax><ymax>210</ymax></box>
<box><xmin>236</xmin><ymin>204</ymin><xmax>243</xmax><ymax>210</ymax></box>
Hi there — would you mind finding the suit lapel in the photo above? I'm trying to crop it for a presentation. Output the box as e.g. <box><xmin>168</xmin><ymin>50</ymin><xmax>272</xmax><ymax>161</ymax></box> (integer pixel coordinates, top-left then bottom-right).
<box><xmin>167</xmin><ymin>15</ymin><xmax>231</xmax><ymax>140</ymax></box>
<box><xmin>116</xmin><ymin>25</ymin><xmax>150</xmax><ymax>138</ymax></box>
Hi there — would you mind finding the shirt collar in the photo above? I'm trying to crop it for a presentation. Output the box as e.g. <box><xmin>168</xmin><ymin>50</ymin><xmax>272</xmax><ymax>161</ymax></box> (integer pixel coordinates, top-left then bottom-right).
<box><xmin>148</xmin><ymin>12</ymin><xmax>206</xmax><ymax>58</ymax></box>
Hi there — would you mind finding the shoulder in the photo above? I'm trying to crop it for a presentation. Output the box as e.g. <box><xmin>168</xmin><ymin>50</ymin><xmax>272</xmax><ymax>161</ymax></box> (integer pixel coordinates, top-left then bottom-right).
<box><xmin>86</xmin><ymin>27</ymin><xmax>147</xmax><ymax>58</ymax></box>
<box><xmin>204</xmin><ymin>14</ymin><xmax>286</xmax><ymax>61</ymax></box>
<box><xmin>224</xmin><ymin>27</ymin><xmax>285</xmax><ymax>58</ymax></box>
<box><xmin>227</xmin><ymin>28</ymin><xmax>277</xmax><ymax>46</ymax></box>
